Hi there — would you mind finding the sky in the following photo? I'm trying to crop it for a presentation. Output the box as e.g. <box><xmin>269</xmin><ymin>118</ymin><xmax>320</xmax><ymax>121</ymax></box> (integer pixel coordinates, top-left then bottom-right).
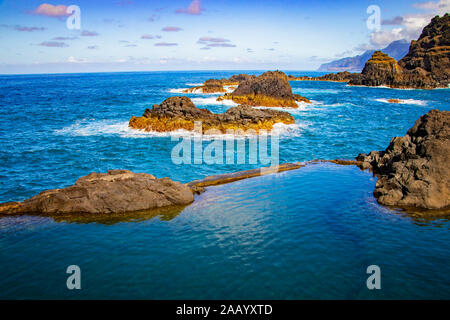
<box><xmin>0</xmin><ymin>0</ymin><xmax>448</xmax><ymax>74</ymax></box>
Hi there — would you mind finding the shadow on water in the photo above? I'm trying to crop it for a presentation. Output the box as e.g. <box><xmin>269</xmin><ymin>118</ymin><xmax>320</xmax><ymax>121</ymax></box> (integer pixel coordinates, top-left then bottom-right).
<box><xmin>390</xmin><ymin>206</ymin><xmax>450</xmax><ymax>227</ymax></box>
<box><xmin>0</xmin><ymin>204</ymin><xmax>188</xmax><ymax>225</ymax></box>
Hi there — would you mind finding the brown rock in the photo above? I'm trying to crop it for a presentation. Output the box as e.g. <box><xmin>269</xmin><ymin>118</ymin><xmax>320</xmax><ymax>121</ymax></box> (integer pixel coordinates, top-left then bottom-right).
<box><xmin>220</xmin><ymin>71</ymin><xmax>310</xmax><ymax>108</ymax></box>
<box><xmin>129</xmin><ymin>96</ymin><xmax>295</xmax><ymax>133</ymax></box>
<box><xmin>357</xmin><ymin>109</ymin><xmax>450</xmax><ymax>210</ymax></box>
<box><xmin>349</xmin><ymin>14</ymin><xmax>449</xmax><ymax>89</ymax></box>
<box><xmin>0</xmin><ymin>170</ymin><xmax>194</xmax><ymax>215</ymax></box>
<box><xmin>399</xmin><ymin>13</ymin><xmax>449</xmax><ymax>87</ymax></box>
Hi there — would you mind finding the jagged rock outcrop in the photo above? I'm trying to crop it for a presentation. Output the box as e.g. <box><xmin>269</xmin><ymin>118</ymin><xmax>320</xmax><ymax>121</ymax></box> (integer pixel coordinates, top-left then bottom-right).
<box><xmin>218</xmin><ymin>71</ymin><xmax>310</xmax><ymax>107</ymax></box>
<box><xmin>349</xmin><ymin>14</ymin><xmax>449</xmax><ymax>89</ymax></box>
<box><xmin>129</xmin><ymin>96</ymin><xmax>295</xmax><ymax>133</ymax></box>
<box><xmin>348</xmin><ymin>51</ymin><xmax>404</xmax><ymax>87</ymax></box>
<box><xmin>0</xmin><ymin>170</ymin><xmax>194</xmax><ymax>215</ymax></box>
<box><xmin>399</xmin><ymin>13</ymin><xmax>449</xmax><ymax>87</ymax></box>
<box><xmin>357</xmin><ymin>109</ymin><xmax>450</xmax><ymax>210</ymax></box>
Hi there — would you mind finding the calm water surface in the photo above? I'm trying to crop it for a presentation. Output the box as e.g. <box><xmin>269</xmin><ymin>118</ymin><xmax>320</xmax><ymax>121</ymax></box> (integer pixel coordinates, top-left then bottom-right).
<box><xmin>0</xmin><ymin>71</ymin><xmax>449</xmax><ymax>299</ymax></box>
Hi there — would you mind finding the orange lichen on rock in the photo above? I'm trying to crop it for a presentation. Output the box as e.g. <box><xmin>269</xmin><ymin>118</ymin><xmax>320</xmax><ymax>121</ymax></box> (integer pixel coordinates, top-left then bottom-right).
<box><xmin>218</xmin><ymin>93</ymin><xmax>301</xmax><ymax>108</ymax></box>
<box><xmin>129</xmin><ymin>96</ymin><xmax>295</xmax><ymax>134</ymax></box>
<box><xmin>183</xmin><ymin>79</ymin><xmax>227</xmax><ymax>93</ymax></box>
<box><xmin>217</xmin><ymin>71</ymin><xmax>310</xmax><ymax>108</ymax></box>
<box><xmin>387</xmin><ymin>99</ymin><xmax>401</xmax><ymax>103</ymax></box>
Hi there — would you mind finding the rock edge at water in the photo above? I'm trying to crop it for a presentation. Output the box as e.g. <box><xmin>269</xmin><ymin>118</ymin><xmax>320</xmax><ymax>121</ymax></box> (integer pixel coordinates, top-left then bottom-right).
<box><xmin>357</xmin><ymin>109</ymin><xmax>450</xmax><ymax>210</ymax></box>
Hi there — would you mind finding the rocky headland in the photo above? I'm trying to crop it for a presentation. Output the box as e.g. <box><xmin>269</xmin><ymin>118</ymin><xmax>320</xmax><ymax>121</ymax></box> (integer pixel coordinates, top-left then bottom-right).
<box><xmin>0</xmin><ymin>170</ymin><xmax>194</xmax><ymax>215</ymax></box>
<box><xmin>350</xmin><ymin>14</ymin><xmax>449</xmax><ymax>89</ymax></box>
<box><xmin>218</xmin><ymin>71</ymin><xmax>310</xmax><ymax>107</ymax></box>
<box><xmin>128</xmin><ymin>96</ymin><xmax>295</xmax><ymax>133</ymax></box>
<box><xmin>357</xmin><ymin>109</ymin><xmax>449</xmax><ymax>210</ymax></box>
<box><xmin>292</xmin><ymin>14</ymin><xmax>449</xmax><ymax>89</ymax></box>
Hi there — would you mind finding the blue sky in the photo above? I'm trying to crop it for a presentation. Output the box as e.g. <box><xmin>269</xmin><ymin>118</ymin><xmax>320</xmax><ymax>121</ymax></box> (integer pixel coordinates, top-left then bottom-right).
<box><xmin>0</xmin><ymin>0</ymin><xmax>448</xmax><ymax>73</ymax></box>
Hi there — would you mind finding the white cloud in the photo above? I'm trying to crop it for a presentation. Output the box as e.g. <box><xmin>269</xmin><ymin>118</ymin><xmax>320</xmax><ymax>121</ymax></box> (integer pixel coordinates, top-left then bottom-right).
<box><xmin>67</xmin><ymin>56</ymin><xmax>87</xmax><ymax>63</ymax></box>
<box><xmin>368</xmin><ymin>0</ymin><xmax>449</xmax><ymax>48</ymax></box>
<box><xmin>370</xmin><ymin>28</ymin><xmax>404</xmax><ymax>47</ymax></box>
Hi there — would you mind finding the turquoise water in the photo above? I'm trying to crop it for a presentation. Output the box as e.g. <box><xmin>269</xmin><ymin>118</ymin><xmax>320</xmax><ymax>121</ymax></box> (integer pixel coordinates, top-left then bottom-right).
<box><xmin>0</xmin><ymin>71</ymin><xmax>449</xmax><ymax>299</ymax></box>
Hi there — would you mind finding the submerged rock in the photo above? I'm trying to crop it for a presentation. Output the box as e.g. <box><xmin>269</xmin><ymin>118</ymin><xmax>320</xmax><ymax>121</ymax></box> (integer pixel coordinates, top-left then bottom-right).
<box><xmin>357</xmin><ymin>109</ymin><xmax>450</xmax><ymax>210</ymax></box>
<box><xmin>0</xmin><ymin>170</ymin><xmax>194</xmax><ymax>215</ymax></box>
<box><xmin>129</xmin><ymin>96</ymin><xmax>295</xmax><ymax>133</ymax></box>
<box><xmin>218</xmin><ymin>71</ymin><xmax>310</xmax><ymax>108</ymax></box>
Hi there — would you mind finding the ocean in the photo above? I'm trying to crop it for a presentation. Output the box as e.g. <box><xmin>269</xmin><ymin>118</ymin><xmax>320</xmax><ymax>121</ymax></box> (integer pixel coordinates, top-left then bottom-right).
<box><xmin>0</xmin><ymin>71</ymin><xmax>449</xmax><ymax>299</ymax></box>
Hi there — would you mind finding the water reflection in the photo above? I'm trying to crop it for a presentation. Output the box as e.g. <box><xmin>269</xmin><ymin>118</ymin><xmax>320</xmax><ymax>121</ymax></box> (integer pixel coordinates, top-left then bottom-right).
<box><xmin>0</xmin><ymin>205</ymin><xmax>188</xmax><ymax>225</ymax></box>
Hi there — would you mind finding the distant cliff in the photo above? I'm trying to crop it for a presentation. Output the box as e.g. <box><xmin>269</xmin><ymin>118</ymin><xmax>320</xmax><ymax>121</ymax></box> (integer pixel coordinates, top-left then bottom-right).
<box><xmin>349</xmin><ymin>14</ymin><xmax>450</xmax><ymax>89</ymax></box>
<box><xmin>317</xmin><ymin>39</ymin><xmax>410</xmax><ymax>72</ymax></box>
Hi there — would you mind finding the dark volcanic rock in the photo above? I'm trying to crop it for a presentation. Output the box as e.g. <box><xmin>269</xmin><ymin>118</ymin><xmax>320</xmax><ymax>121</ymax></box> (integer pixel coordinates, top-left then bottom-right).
<box><xmin>357</xmin><ymin>109</ymin><xmax>450</xmax><ymax>210</ymax></box>
<box><xmin>0</xmin><ymin>170</ymin><xmax>194</xmax><ymax>215</ymax></box>
<box><xmin>144</xmin><ymin>96</ymin><xmax>214</xmax><ymax>120</ymax></box>
<box><xmin>350</xmin><ymin>14</ymin><xmax>449</xmax><ymax>89</ymax></box>
<box><xmin>228</xmin><ymin>74</ymin><xmax>256</xmax><ymax>83</ymax></box>
<box><xmin>232</xmin><ymin>71</ymin><xmax>294</xmax><ymax>99</ymax></box>
<box><xmin>221</xmin><ymin>71</ymin><xmax>310</xmax><ymax>107</ymax></box>
<box><xmin>348</xmin><ymin>51</ymin><xmax>403</xmax><ymax>87</ymax></box>
<box><xmin>399</xmin><ymin>13</ymin><xmax>450</xmax><ymax>87</ymax></box>
<box><xmin>130</xmin><ymin>96</ymin><xmax>295</xmax><ymax>133</ymax></box>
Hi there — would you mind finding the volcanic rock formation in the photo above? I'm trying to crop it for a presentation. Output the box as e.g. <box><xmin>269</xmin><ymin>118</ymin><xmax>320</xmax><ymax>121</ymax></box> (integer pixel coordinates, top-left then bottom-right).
<box><xmin>357</xmin><ymin>109</ymin><xmax>450</xmax><ymax>210</ymax></box>
<box><xmin>129</xmin><ymin>96</ymin><xmax>295</xmax><ymax>133</ymax></box>
<box><xmin>218</xmin><ymin>71</ymin><xmax>310</xmax><ymax>107</ymax></box>
<box><xmin>0</xmin><ymin>170</ymin><xmax>194</xmax><ymax>215</ymax></box>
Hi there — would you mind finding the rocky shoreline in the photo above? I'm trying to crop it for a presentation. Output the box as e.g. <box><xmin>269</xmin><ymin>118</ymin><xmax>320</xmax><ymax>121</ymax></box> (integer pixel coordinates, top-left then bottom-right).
<box><xmin>291</xmin><ymin>14</ymin><xmax>449</xmax><ymax>89</ymax></box>
<box><xmin>1</xmin><ymin>107</ymin><xmax>448</xmax><ymax>218</ymax></box>
<box><xmin>357</xmin><ymin>109</ymin><xmax>449</xmax><ymax>211</ymax></box>
<box><xmin>128</xmin><ymin>96</ymin><xmax>295</xmax><ymax>133</ymax></box>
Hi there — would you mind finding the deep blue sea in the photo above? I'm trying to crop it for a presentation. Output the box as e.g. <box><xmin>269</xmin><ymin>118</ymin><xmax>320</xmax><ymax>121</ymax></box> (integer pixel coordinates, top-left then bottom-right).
<box><xmin>0</xmin><ymin>71</ymin><xmax>449</xmax><ymax>299</ymax></box>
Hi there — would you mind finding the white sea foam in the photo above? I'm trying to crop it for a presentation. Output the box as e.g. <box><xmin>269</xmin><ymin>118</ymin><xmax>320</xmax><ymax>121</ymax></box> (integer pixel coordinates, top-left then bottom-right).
<box><xmin>186</xmin><ymin>83</ymin><xmax>203</xmax><ymax>86</ymax></box>
<box><xmin>168</xmin><ymin>88</ymin><xmax>188</xmax><ymax>93</ymax></box>
<box><xmin>54</xmin><ymin>118</ymin><xmax>306</xmax><ymax>140</ymax></box>
<box><xmin>375</xmin><ymin>98</ymin><xmax>427</xmax><ymax>106</ymax></box>
<box><xmin>191</xmin><ymin>96</ymin><xmax>238</xmax><ymax>106</ymax></box>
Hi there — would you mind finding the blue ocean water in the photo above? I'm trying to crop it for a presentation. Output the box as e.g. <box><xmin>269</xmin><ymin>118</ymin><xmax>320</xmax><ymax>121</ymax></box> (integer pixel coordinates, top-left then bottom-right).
<box><xmin>0</xmin><ymin>71</ymin><xmax>449</xmax><ymax>299</ymax></box>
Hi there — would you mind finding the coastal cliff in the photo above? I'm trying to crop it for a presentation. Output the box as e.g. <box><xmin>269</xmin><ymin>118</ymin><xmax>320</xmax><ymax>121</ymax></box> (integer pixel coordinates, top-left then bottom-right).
<box><xmin>218</xmin><ymin>71</ymin><xmax>310</xmax><ymax>107</ymax></box>
<box><xmin>357</xmin><ymin>109</ymin><xmax>450</xmax><ymax>210</ymax></box>
<box><xmin>349</xmin><ymin>14</ymin><xmax>449</xmax><ymax>89</ymax></box>
<box><xmin>129</xmin><ymin>96</ymin><xmax>295</xmax><ymax>133</ymax></box>
<box><xmin>295</xmin><ymin>14</ymin><xmax>449</xmax><ymax>89</ymax></box>
<box><xmin>399</xmin><ymin>13</ymin><xmax>449</xmax><ymax>87</ymax></box>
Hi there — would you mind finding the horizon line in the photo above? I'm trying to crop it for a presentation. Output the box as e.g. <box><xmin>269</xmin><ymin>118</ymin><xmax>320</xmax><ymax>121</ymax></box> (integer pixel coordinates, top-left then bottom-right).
<box><xmin>0</xmin><ymin>69</ymin><xmax>329</xmax><ymax>76</ymax></box>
